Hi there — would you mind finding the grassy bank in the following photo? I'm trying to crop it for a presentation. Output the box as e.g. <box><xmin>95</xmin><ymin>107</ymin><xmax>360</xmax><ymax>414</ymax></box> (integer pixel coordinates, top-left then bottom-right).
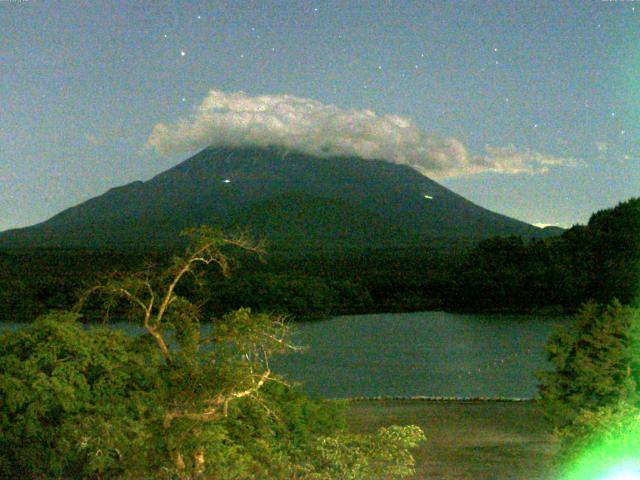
<box><xmin>346</xmin><ymin>399</ymin><xmax>558</xmax><ymax>480</ymax></box>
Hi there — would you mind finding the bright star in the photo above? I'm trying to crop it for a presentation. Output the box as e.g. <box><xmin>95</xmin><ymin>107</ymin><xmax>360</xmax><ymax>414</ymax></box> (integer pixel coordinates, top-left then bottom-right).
<box><xmin>180</xmin><ymin>50</ymin><xmax>186</xmax><ymax>57</ymax></box>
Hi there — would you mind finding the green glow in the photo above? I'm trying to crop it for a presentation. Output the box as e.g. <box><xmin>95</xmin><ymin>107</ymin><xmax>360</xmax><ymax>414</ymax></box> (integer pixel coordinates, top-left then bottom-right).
<box><xmin>560</xmin><ymin>410</ymin><xmax>640</xmax><ymax>480</ymax></box>
<box><xmin>596</xmin><ymin>462</ymin><xmax>640</xmax><ymax>480</ymax></box>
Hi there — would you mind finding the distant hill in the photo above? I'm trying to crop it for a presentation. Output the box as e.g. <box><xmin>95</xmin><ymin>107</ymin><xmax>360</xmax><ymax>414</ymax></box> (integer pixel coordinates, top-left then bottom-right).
<box><xmin>0</xmin><ymin>146</ymin><xmax>558</xmax><ymax>250</ymax></box>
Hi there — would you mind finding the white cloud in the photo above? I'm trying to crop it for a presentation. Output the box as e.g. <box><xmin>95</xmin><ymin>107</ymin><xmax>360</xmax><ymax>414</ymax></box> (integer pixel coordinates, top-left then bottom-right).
<box><xmin>147</xmin><ymin>89</ymin><xmax>578</xmax><ymax>178</ymax></box>
<box><xmin>475</xmin><ymin>145</ymin><xmax>581</xmax><ymax>176</ymax></box>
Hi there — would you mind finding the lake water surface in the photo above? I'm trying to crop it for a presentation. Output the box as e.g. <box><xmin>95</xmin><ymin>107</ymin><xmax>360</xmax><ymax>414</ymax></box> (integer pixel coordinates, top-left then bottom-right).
<box><xmin>273</xmin><ymin>311</ymin><xmax>569</xmax><ymax>399</ymax></box>
<box><xmin>0</xmin><ymin>311</ymin><xmax>570</xmax><ymax>399</ymax></box>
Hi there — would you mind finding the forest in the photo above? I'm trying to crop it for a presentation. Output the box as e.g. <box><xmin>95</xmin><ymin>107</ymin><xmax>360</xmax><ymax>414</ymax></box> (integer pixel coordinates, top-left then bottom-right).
<box><xmin>0</xmin><ymin>197</ymin><xmax>637</xmax><ymax>322</ymax></box>
<box><xmin>0</xmin><ymin>228</ymin><xmax>425</xmax><ymax>479</ymax></box>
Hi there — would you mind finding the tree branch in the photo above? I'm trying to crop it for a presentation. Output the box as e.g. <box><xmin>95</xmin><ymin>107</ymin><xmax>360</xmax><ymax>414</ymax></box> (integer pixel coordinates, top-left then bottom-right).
<box><xmin>163</xmin><ymin>369</ymin><xmax>273</xmax><ymax>427</ymax></box>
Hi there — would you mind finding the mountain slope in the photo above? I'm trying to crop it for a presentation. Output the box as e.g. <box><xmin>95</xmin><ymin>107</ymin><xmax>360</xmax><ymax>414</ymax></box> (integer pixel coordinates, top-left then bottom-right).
<box><xmin>0</xmin><ymin>146</ymin><xmax>554</xmax><ymax>249</ymax></box>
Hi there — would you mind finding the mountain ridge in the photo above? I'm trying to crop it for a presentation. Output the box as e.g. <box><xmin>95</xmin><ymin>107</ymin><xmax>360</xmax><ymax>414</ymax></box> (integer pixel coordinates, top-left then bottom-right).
<box><xmin>0</xmin><ymin>146</ymin><xmax>559</xmax><ymax>250</ymax></box>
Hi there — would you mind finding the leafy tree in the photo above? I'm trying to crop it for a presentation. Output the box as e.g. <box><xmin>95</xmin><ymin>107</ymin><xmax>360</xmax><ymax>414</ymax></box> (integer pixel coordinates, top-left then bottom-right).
<box><xmin>0</xmin><ymin>227</ymin><xmax>424</xmax><ymax>479</ymax></box>
<box><xmin>581</xmin><ymin>197</ymin><xmax>640</xmax><ymax>305</ymax></box>
<box><xmin>447</xmin><ymin>198</ymin><xmax>640</xmax><ymax>312</ymax></box>
<box><xmin>540</xmin><ymin>300</ymin><xmax>640</xmax><ymax>472</ymax></box>
<box><xmin>0</xmin><ymin>311</ymin><xmax>163</xmax><ymax>478</ymax></box>
<box><xmin>300</xmin><ymin>425</ymin><xmax>425</xmax><ymax>480</ymax></box>
<box><xmin>538</xmin><ymin>301</ymin><xmax>638</xmax><ymax>432</ymax></box>
<box><xmin>537</xmin><ymin>302</ymin><xmax>640</xmax><ymax>477</ymax></box>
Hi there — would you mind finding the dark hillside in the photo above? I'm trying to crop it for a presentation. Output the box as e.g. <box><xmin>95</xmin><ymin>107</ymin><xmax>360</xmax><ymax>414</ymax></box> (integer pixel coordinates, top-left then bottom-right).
<box><xmin>0</xmin><ymin>146</ymin><xmax>552</xmax><ymax>250</ymax></box>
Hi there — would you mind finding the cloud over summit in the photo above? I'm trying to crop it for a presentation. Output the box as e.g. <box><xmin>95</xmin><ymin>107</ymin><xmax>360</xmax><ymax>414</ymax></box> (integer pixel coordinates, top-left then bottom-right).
<box><xmin>147</xmin><ymin>89</ymin><xmax>577</xmax><ymax>178</ymax></box>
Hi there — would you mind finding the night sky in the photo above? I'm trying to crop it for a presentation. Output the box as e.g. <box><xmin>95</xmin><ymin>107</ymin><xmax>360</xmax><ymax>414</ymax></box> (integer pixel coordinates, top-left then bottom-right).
<box><xmin>2</xmin><ymin>0</ymin><xmax>638</xmax><ymax>232</ymax></box>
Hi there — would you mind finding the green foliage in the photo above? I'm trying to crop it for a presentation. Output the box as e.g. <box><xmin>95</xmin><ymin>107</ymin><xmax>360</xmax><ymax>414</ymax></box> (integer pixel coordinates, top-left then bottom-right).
<box><xmin>538</xmin><ymin>301</ymin><xmax>639</xmax><ymax>433</ymax></box>
<box><xmin>538</xmin><ymin>300</ymin><xmax>640</xmax><ymax>475</ymax></box>
<box><xmin>300</xmin><ymin>425</ymin><xmax>426</xmax><ymax>480</ymax></box>
<box><xmin>556</xmin><ymin>402</ymin><xmax>640</xmax><ymax>479</ymax></box>
<box><xmin>557</xmin><ymin>401</ymin><xmax>640</xmax><ymax>456</ymax></box>
<box><xmin>0</xmin><ymin>312</ymin><xmax>163</xmax><ymax>478</ymax></box>
<box><xmin>1</xmin><ymin>197</ymin><xmax>637</xmax><ymax>319</ymax></box>
<box><xmin>207</xmin><ymin>273</ymin><xmax>372</xmax><ymax>319</ymax></box>
<box><xmin>584</xmin><ymin>198</ymin><xmax>640</xmax><ymax>305</ymax></box>
<box><xmin>0</xmin><ymin>227</ymin><xmax>423</xmax><ymax>479</ymax></box>
<box><xmin>449</xmin><ymin>197</ymin><xmax>640</xmax><ymax>312</ymax></box>
<box><xmin>0</xmin><ymin>249</ymin><xmax>151</xmax><ymax>322</ymax></box>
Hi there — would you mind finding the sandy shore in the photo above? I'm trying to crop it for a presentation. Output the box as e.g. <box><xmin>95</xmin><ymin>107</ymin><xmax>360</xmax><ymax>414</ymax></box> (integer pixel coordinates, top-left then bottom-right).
<box><xmin>347</xmin><ymin>399</ymin><xmax>558</xmax><ymax>480</ymax></box>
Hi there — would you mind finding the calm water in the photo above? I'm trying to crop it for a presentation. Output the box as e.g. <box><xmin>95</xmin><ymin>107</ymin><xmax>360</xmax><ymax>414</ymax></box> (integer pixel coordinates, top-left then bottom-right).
<box><xmin>0</xmin><ymin>311</ymin><xmax>570</xmax><ymax>399</ymax></box>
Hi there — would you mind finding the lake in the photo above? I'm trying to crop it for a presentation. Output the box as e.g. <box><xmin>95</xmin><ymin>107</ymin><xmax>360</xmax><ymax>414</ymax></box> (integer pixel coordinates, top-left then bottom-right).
<box><xmin>273</xmin><ymin>311</ymin><xmax>569</xmax><ymax>399</ymax></box>
<box><xmin>0</xmin><ymin>311</ymin><xmax>570</xmax><ymax>399</ymax></box>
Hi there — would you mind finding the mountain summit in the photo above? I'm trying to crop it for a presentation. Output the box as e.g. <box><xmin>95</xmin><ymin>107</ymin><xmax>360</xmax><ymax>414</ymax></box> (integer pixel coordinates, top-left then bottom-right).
<box><xmin>0</xmin><ymin>146</ymin><xmax>556</xmax><ymax>250</ymax></box>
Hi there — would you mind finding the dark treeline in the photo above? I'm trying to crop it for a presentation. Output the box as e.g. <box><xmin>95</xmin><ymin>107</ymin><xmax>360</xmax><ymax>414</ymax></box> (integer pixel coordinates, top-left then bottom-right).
<box><xmin>0</xmin><ymin>250</ymin><xmax>129</xmax><ymax>322</ymax></box>
<box><xmin>1</xmin><ymin>198</ymin><xmax>638</xmax><ymax>321</ymax></box>
<box><xmin>448</xmin><ymin>197</ymin><xmax>640</xmax><ymax>312</ymax></box>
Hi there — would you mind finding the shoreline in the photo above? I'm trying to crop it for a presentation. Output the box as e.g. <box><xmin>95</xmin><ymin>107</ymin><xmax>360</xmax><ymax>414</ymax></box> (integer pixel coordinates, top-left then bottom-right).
<box><xmin>343</xmin><ymin>396</ymin><xmax>537</xmax><ymax>402</ymax></box>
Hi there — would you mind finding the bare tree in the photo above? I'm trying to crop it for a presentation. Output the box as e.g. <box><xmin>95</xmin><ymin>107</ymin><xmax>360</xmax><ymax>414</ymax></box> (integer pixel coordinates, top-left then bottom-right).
<box><xmin>75</xmin><ymin>226</ymin><xmax>300</xmax><ymax>477</ymax></box>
